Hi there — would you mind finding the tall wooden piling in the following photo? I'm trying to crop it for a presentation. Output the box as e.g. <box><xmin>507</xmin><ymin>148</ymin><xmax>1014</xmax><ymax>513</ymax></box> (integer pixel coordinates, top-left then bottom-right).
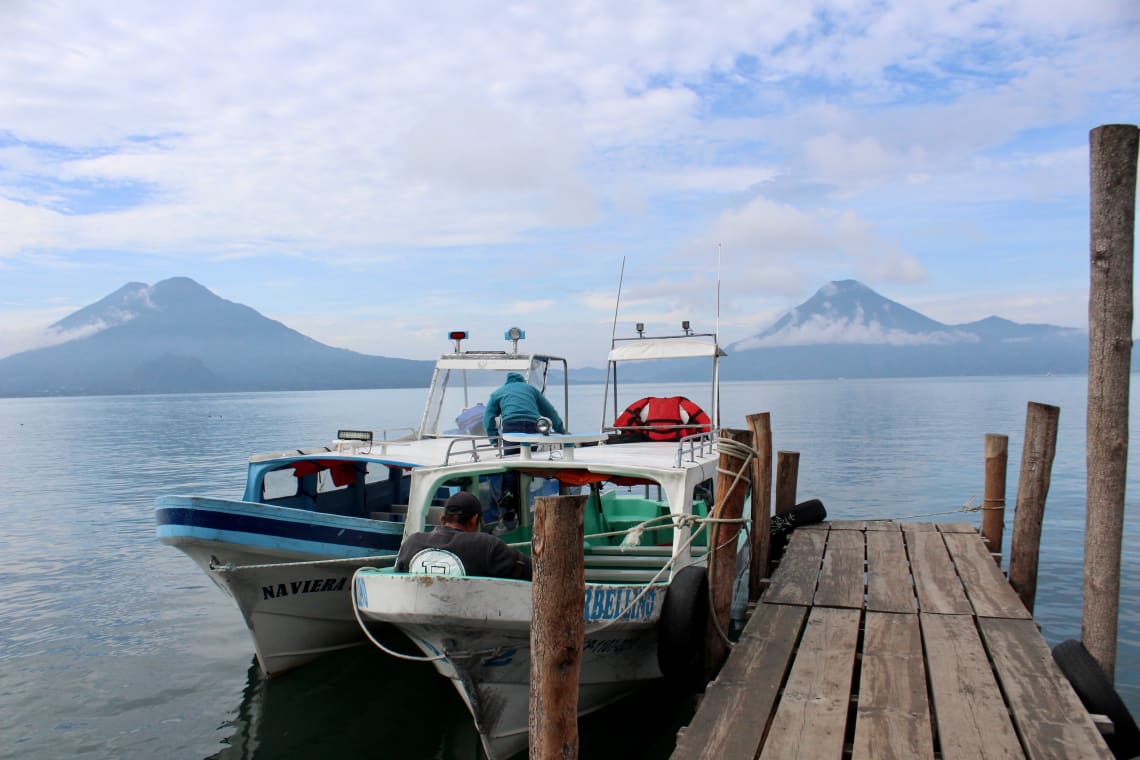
<box><xmin>705</xmin><ymin>428</ymin><xmax>754</xmax><ymax>679</ymax></box>
<box><xmin>746</xmin><ymin>413</ymin><xmax>773</xmax><ymax>597</ymax></box>
<box><xmin>1083</xmin><ymin>123</ymin><xmax>1138</xmax><ymax>682</ymax></box>
<box><xmin>774</xmin><ymin>451</ymin><xmax>800</xmax><ymax>515</ymax></box>
<box><xmin>1008</xmin><ymin>402</ymin><xmax>1060</xmax><ymax>614</ymax></box>
<box><xmin>530</xmin><ymin>493</ymin><xmax>587</xmax><ymax>760</ymax></box>
<box><xmin>981</xmin><ymin>434</ymin><xmax>1009</xmax><ymax>558</ymax></box>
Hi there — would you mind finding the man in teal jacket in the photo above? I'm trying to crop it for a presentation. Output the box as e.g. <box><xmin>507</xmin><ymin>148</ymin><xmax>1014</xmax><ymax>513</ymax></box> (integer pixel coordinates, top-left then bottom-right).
<box><xmin>483</xmin><ymin>372</ymin><xmax>565</xmax><ymax>444</ymax></box>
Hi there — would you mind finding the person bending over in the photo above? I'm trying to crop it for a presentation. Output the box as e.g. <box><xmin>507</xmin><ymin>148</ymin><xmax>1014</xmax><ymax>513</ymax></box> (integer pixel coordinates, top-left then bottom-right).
<box><xmin>483</xmin><ymin>372</ymin><xmax>565</xmax><ymax>445</ymax></box>
<box><xmin>395</xmin><ymin>492</ymin><xmax>533</xmax><ymax>580</ymax></box>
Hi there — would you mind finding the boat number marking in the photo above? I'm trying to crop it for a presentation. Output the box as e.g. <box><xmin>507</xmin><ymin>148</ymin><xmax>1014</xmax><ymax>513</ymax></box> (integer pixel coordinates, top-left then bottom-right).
<box><xmin>583</xmin><ymin>586</ymin><xmax>656</xmax><ymax>622</ymax></box>
<box><xmin>262</xmin><ymin>577</ymin><xmax>347</xmax><ymax>600</ymax></box>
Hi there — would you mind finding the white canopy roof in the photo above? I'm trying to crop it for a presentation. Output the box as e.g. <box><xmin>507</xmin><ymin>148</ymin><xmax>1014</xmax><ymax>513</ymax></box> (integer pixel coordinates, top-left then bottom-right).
<box><xmin>607</xmin><ymin>336</ymin><xmax>726</xmax><ymax>362</ymax></box>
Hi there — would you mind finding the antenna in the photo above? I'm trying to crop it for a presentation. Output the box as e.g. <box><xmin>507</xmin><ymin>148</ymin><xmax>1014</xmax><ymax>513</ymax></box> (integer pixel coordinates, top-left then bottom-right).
<box><xmin>716</xmin><ymin>243</ymin><xmax>722</xmax><ymax>342</ymax></box>
<box><xmin>610</xmin><ymin>256</ymin><xmax>625</xmax><ymax>348</ymax></box>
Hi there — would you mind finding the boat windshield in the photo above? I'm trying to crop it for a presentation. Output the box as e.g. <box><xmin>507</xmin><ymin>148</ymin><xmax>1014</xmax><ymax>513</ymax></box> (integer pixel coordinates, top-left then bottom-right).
<box><xmin>417</xmin><ymin>354</ymin><xmax>566</xmax><ymax>438</ymax></box>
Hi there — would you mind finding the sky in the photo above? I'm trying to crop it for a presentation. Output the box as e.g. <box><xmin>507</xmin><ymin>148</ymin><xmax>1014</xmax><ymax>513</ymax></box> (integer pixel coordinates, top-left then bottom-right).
<box><xmin>0</xmin><ymin>1</ymin><xmax>1137</xmax><ymax>367</ymax></box>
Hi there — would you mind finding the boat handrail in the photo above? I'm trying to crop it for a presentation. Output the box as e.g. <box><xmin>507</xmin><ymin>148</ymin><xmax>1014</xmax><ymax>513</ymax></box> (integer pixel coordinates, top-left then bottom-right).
<box><xmin>675</xmin><ymin>429</ymin><xmax>718</xmax><ymax>466</ymax></box>
<box><xmin>442</xmin><ymin>437</ymin><xmax>496</xmax><ymax>465</ymax></box>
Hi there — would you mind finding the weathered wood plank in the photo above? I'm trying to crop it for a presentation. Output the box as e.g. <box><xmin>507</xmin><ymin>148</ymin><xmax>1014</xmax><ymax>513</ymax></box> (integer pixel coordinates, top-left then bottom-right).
<box><xmin>920</xmin><ymin>613</ymin><xmax>1024</xmax><ymax>760</ymax></box>
<box><xmin>907</xmin><ymin>530</ymin><xmax>972</xmax><ymax>614</ymax></box>
<box><xmin>670</xmin><ymin>604</ymin><xmax>808</xmax><ymax>759</ymax></box>
<box><xmin>902</xmin><ymin>522</ymin><xmax>938</xmax><ymax>532</ymax></box>
<box><xmin>764</xmin><ymin>529</ymin><xmax>826</xmax><ymax>606</ymax></box>
<box><xmin>938</xmin><ymin>522</ymin><xmax>980</xmax><ymax>533</ymax></box>
<box><xmin>864</xmin><ymin>520</ymin><xmax>902</xmax><ymax>532</ymax></box>
<box><xmin>824</xmin><ymin>519</ymin><xmax>868</xmax><ymax>530</ymax></box>
<box><xmin>979</xmin><ymin>618</ymin><xmax>1113</xmax><ymax>759</ymax></box>
<box><xmin>759</xmin><ymin>607</ymin><xmax>861</xmax><ymax>759</ymax></box>
<box><xmin>866</xmin><ymin>530</ymin><xmax>915</xmax><ymax>613</ymax></box>
<box><xmin>943</xmin><ymin>532</ymin><xmax>1031</xmax><ymax>620</ymax></box>
<box><xmin>815</xmin><ymin>529</ymin><xmax>865</xmax><ymax>609</ymax></box>
<box><xmin>852</xmin><ymin>612</ymin><xmax>934</xmax><ymax>760</ymax></box>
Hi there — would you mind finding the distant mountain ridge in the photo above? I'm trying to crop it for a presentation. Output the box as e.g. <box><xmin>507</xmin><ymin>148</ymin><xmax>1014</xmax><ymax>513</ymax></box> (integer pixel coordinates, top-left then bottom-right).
<box><xmin>0</xmin><ymin>277</ymin><xmax>434</xmax><ymax>396</ymax></box>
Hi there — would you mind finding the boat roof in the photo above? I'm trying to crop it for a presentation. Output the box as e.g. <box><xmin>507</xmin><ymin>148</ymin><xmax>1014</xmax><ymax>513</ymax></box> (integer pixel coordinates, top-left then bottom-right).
<box><xmin>246</xmin><ymin>436</ymin><xmax>488</xmax><ymax>470</ymax></box>
<box><xmin>607</xmin><ymin>335</ymin><xmax>725</xmax><ymax>362</ymax></box>
<box><xmin>434</xmin><ymin>350</ymin><xmax>564</xmax><ymax>371</ymax></box>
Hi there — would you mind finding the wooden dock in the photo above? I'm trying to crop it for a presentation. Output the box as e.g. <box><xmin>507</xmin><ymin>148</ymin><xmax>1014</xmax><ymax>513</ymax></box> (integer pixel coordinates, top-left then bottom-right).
<box><xmin>671</xmin><ymin>521</ymin><xmax>1112</xmax><ymax>759</ymax></box>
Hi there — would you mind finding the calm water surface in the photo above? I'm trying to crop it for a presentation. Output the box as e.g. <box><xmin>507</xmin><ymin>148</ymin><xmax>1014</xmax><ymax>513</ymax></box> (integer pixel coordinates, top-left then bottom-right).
<box><xmin>1</xmin><ymin>376</ymin><xmax>1137</xmax><ymax>758</ymax></box>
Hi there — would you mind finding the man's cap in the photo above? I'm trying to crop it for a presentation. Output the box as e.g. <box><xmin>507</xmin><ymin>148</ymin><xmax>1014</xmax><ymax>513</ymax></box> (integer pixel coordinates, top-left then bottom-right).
<box><xmin>443</xmin><ymin>491</ymin><xmax>482</xmax><ymax>520</ymax></box>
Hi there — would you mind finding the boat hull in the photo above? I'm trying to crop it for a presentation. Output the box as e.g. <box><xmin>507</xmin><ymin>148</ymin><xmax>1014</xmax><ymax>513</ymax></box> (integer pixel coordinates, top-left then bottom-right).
<box><xmin>157</xmin><ymin>496</ymin><xmax>400</xmax><ymax>675</ymax></box>
<box><xmin>354</xmin><ymin>572</ymin><xmax>667</xmax><ymax>759</ymax></box>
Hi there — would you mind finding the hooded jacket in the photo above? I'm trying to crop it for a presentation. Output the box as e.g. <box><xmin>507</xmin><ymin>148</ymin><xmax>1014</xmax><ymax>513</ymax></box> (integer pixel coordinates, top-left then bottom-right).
<box><xmin>483</xmin><ymin>372</ymin><xmax>565</xmax><ymax>438</ymax></box>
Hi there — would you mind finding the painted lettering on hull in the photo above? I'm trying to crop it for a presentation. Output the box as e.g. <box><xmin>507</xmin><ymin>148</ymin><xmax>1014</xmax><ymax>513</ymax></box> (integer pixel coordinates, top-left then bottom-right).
<box><xmin>582</xmin><ymin>586</ymin><xmax>657</xmax><ymax>622</ymax></box>
<box><xmin>261</xmin><ymin>577</ymin><xmax>347</xmax><ymax>600</ymax></box>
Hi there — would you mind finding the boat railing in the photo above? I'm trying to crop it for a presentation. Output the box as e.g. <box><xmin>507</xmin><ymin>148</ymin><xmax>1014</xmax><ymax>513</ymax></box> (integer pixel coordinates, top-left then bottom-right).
<box><xmin>675</xmin><ymin>429</ymin><xmax>718</xmax><ymax>466</ymax></box>
<box><xmin>442</xmin><ymin>437</ymin><xmax>498</xmax><ymax>465</ymax></box>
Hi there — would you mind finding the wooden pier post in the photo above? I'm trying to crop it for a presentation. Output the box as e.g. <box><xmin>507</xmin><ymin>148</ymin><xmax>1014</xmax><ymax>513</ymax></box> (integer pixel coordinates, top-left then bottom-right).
<box><xmin>705</xmin><ymin>428</ymin><xmax>754</xmax><ymax>679</ymax></box>
<box><xmin>1083</xmin><ymin>123</ymin><xmax>1138</xmax><ymax>682</ymax></box>
<box><xmin>1008</xmin><ymin>402</ymin><xmax>1060</xmax><ymax>614</ymax></box>
<box><xmin>774</xmin><ymin>451</ymin><xmax>800</xmax><ymax>515</ymax></box>
<box><xmin>530</xmin><ymin>493</ymin><xmax>587</xmax><ymax>760</ymax></box>
<box><xmin>981</xmin><ymin>433</ymin><xmax>1009</xmax><ymax>559</ymax></box>
<box><xmin>746</xmin><ymin>413</ymin><xmax>773</xmax><ymax>597</ymax></box>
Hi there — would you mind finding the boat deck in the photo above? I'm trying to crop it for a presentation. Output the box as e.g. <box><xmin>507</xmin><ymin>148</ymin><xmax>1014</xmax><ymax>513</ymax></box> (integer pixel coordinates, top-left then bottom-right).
<box><xmin>671</xmin><ymin>520</ymin><xmax>1112</xmax><ymax>759</ymax></box>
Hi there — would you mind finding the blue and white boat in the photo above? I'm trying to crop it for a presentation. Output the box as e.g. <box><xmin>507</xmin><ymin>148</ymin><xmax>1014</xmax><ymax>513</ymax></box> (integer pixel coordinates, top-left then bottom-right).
<box><xmin>156</xmin><ymin>329</ymin><xmax>570</xmax><ymax>676</ymax></box>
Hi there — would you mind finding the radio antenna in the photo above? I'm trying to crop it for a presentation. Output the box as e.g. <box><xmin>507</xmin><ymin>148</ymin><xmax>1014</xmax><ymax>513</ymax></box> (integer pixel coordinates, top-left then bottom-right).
<box><xmin>610</xmin><ymin>256</ymin><xmax>626</xmax><ymax>348</ymax></box>
<box><xmin>716</xmin><ymin>243</ymin><xmax>722</xmax><ymax>341</ymax></box>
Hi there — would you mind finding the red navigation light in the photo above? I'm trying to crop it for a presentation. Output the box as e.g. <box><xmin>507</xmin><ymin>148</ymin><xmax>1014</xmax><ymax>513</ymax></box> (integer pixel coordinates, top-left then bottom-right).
<box><xmin>448</xmin><ymin>331</ymin><xmax>469</xmax><ymax>341</ymax></box>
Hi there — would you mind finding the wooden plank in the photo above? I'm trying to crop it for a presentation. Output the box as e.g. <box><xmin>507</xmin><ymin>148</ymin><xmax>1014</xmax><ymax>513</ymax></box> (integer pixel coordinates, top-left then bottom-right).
<box><xmin>906</xmin><ymin>530</ymin><xmax>972</xmax><ymax>614</ymax></box>
<box><xmin>864</xmin><ymin>520</ymin><xmax>902</xmax><ymax>532</ymax></box>
<box><xmin>759</xmin><ymin>607</ymin><xmax>861</xmax><ymax>759</ymax></box>
<box><xmin>815</xmin><ymin>529</ymin><xmax>865</xmax><ymax>608</ymax></box>
<box><xmin>670</xmin><ymin>604</ymin><xmax>808</xmax><ymax>759</ymax></box>
<box><xmin>866</xmin><ymin>530</ymin><xmax>915</xmax><ymax>613</ymax></box>
<box><xmin>920</xmin><ymin>613</ymin><xmax>1024</xmax><ymax>760</ymax></box>
<box><xmin>852</xmin><ymin>612</ymin><xmax>934</xmax><ymax>760</ymax></box>
<box><xmin>979</xmin><ymin>618</ymin><xmax>1113</xmax><ymax>759</ymax></box>
<box><xmin>902</xmin><ymin>522</ymin><xmax>938</xmax><ymax>533</ymax></box>
<box><xmin>943</xmin><ymin>532</ymin><xmax>1031</xmax><ymax>620</ymax></box>
<box><xmin>764</xmin><ymin>529</ymin><xmax>826</xmax><ymax>606</ymax></box>
<box><xmin>825</xmin><ymin>519</ymin><xmax>868</xmax><ymax>530</ymax></box>
<box><xmin>938</xmin><ymin>522</ymin><xmax>980</xmax><ymax>533</ymax></box>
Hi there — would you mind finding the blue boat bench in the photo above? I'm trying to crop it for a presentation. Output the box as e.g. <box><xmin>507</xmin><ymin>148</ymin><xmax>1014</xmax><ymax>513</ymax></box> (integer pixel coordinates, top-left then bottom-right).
<box><xmin>671</xmin><ymin>521</ymin><xmax>1112</xmax><ymax>759</ymax></box>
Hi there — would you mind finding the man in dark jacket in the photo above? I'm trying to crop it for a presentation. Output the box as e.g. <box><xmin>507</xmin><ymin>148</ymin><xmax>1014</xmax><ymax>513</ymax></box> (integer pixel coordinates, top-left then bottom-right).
<box><xmin>483</xmin><ymin>372</ymin><xmax>565</xmax><ymax>443</ymax></box>
<box><xmin>395</xmin><ymin>492</ymin><xmax>533</xmax><ymax>580</ymax></box>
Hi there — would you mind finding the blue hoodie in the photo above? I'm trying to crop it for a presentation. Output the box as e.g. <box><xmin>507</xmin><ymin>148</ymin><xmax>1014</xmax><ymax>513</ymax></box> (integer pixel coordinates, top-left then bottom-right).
<box><xmin>483</xmin><ymin>372</ymin><xmax>565</xmax><ymax>438</ymax></box>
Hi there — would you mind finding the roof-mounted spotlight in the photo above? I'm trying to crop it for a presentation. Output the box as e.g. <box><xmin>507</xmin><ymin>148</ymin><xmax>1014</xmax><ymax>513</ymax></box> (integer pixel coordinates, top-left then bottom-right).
<box><xmin>504</xmin><ymin>326</ymin><xmax>525</xmax><ymax>353</ymax></box>
<box><xmin>448</xmin><ymin>330</ymin><xmax>468</xmax><ymax>352</ymax></box>
<box><xmin>681</xmin><ymin>320</ymin><xmax>691</xmax><ymax>335</ymax></box>
<box><xmin>636</xmin><ymin>322</ymin><xmax>645</xmax><ymax>338</ymax></box>
<box><xmin>535</xmin><ymin>416</ymin><xmax>553</xmax><ymax>435</ymax></box>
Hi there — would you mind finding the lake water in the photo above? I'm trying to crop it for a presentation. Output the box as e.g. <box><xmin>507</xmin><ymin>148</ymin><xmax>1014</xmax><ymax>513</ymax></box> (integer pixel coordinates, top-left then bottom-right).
<box><xmin>1</xmin><ymin>376</ymin><xmax>1138</xmax><ymax>759</ymax></box>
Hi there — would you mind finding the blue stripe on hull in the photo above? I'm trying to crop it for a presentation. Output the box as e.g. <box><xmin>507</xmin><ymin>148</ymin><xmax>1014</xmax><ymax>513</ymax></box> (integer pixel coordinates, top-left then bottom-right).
<box><xmin>155</xmin><ymin>525</ymin><xmax>395</xmax><ymax>558</ymax></box>
<box><xmin>155</xmin><ymin>507</ymin><xmax>402</xmax><ymax>552</ymax></box>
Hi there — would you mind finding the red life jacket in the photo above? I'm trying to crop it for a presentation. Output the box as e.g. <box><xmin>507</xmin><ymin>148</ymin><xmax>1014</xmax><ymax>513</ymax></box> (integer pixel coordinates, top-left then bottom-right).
<box><xmin>613</xmin><ymin>396</ymin><xmax>712</xmax><ymax>441</ymax></box>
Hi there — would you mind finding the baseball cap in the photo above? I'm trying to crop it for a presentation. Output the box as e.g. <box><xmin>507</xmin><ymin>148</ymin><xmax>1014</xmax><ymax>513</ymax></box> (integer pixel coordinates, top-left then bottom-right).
<box><xmin>443</xmin><ymin>491</ymin><xmax>482</xmax><ymax>520</ymax></box>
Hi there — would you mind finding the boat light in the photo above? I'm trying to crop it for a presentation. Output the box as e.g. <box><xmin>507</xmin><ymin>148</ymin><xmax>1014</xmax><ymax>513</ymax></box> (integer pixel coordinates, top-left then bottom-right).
<box><xmin>536</xmin><ymin>416</ymin><xmax>552</xmax><ymax>435</ymax></box>
<box><xmin>636</xmin><ymin>322</ymin><xmax>645</xmax><ymax>337</ymax></box>
<box><xmin>337</xmin><ymin>429</ymin><xmax>373</xmax><ymax>442</ymax></box>
<box><xmin>682</xmin><ymin>320</ymin><xmax>691</xmax><ymax>335</ymax></box>
<box><xmin>449</xmin><ymin>330</ymin><xmax>468</xmax><ymax>351</ymax></box>
<box><xmin>504</xmin><ymin>326</ymin><xmax>525</xmax><ymax>352</ymax></box>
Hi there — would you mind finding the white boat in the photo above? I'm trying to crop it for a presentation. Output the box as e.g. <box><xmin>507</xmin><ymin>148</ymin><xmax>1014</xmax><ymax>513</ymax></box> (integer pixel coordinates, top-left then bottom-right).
<box><xmin>156</xmin><ymin>328</ymin><xmax>571</xmax><ymax>675</ymax></box>
<box><xmin>353</xmin><ymin>327</ymin><xmax>730</xmax><ymax>759</ymax></box>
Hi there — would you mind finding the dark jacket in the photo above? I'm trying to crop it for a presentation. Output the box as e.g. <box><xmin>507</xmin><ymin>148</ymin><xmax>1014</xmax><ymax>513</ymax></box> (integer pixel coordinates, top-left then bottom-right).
<box><xmin>483</xmin><ymin>372</ymin><xmax>565</xmax><ymax>439</ymax></box>
<box><xmin>395</xmin><ymin>525</ymin><xmax>533</xmax><ymax>580</ymax></box>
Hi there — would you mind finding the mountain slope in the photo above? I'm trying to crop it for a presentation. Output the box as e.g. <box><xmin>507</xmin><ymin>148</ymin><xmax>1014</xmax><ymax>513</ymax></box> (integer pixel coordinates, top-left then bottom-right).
<box><xmin>0</xmin><ymin>278</ymin><xmax>434</xmax><ymax>396</ymax></box>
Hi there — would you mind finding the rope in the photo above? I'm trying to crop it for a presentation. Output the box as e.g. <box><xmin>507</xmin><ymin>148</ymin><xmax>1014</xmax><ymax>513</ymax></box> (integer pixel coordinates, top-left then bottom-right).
<box><xmin>844</xmin><ymin>496</ymin><xmax>988</xmax><ymax>523</ymax></box>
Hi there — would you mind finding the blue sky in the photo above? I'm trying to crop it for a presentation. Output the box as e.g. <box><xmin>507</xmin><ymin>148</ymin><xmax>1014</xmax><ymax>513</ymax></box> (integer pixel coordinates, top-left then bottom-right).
<box><xmin>0</xmin><ymin>1</ymin><xmax>1136</xmax><ymax>366</ymax></box>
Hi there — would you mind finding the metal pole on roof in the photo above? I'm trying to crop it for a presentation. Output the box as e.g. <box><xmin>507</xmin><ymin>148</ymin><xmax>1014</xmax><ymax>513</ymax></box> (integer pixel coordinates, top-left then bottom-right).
<box><xmin>602</xmin><ymin>258</ymin><xmax>626</xmax><ymax>432</ymax></box>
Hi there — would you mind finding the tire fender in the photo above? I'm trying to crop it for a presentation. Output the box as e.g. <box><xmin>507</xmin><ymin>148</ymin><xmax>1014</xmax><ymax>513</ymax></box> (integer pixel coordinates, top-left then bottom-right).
<box><xmin>1052</xmin><ymin>638</ymin><xmax>1140</xmax><ymax>759</ymax></box>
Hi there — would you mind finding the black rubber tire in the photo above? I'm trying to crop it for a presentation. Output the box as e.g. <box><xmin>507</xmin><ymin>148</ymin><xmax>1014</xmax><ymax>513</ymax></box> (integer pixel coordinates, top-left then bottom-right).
<box><xmin>657</xmin><ymin>565</ymin><xmax>709</xmax><ymax>689</ymax></box>
<box><xmin>789</xmin><ymin>498</ymin><xmax>827</xmax><ymax>526</ymax></box>
<box><xmin>1052</xmin><ymin>638</ymin><xmax>1140</xmax><ymax>759</ymax></box>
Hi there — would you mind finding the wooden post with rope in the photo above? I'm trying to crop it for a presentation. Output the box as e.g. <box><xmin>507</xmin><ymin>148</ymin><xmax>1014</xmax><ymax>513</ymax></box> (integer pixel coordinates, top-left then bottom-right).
<box><xmin>981</xmin><ymin>433</ymin><xmax>1009</xmax><ymax>561</ymax></box>
<box><xmin>705</xmin><ymin>428</ymin><xmax>754</xmax><ymax>680</ymax></box>
<box><xmin>1008</xmin><ymin>402</ymin><xmax>1060</xmax><ymax>614</ymax></box>
<box><xmin>746</xmin><ymin>412</ymin><xmax>773</xmax><ymax>597</ymax></box>
<box><xmin>529</xmin><ymin>493</ymin><xmax>587</xmax><ymax>760</ymax></box>
<box><xmin>1083</xmin><ymin>123</ymin><xmax>1138</xmax><ymax>682</ymax></box>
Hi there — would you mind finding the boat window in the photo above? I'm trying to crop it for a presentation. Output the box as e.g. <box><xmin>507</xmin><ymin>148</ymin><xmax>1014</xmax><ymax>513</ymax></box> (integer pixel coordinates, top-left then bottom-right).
<box><xmin>262</xmin><ymin>468</ymin><xmax>299</xmax><ymax>500</ymax></box>
<box><xmin>364</xmin><ymin>463</ymin><xmax>390</xmax><ymax>484</ymax></box>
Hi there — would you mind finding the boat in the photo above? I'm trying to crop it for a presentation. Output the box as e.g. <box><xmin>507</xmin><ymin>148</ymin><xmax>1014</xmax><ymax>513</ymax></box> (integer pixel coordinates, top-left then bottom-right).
<box><xmin>155</xmin><ymin>328</ymin><xmax>570</xmax><ymax>676</ymax></box>
<box><xmin>352</xmin><ymin>325</ymin><xmax>731</xmax><ymax>759</ymax></box>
